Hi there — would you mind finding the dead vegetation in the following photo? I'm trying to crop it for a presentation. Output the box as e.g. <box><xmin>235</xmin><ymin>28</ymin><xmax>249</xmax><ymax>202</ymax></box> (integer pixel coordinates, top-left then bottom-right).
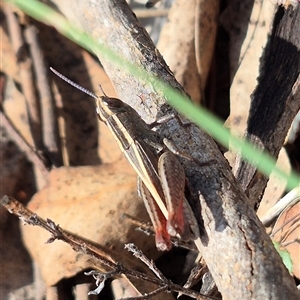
<box><xmin>1</xmin><ymin>0</ymin><xmax>300</xmax><ymax>299</ymax></box>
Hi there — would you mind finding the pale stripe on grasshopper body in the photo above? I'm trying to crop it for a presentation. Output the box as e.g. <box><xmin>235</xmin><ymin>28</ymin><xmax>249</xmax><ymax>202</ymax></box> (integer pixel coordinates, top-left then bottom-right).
<box><xmin>97</xmin><ymin>96</ymin><xmax>199</xmax><ymax>250</ymax></box>
<box><xmin>50</xmin><ymin>67</ymin><xmax>199</xmax><ymax>251</ymax></box>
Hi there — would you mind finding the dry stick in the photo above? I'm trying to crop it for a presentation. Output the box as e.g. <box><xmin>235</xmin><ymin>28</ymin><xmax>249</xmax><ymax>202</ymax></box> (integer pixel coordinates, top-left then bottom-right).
<box><xmin>24</xmin><ymin>24</ymin><xmax>62</xmax><ymax>167</ymax></box>
<box><xmin>74</xmin><ymin>283</ymin><xmax>94</xmax><ymax>300</ymax></box>
<box><xmin>271</xmin><ymin>210</ymin><xmax>300</xmax><ymax>240</ymax></box>
<box><xmin>120</xmin><ymin>286</ymin><xmax>169</xmax><ymax>300</ymax></box>
<box><xmin>123</xmin><ymin>214</ymin><xmax>197</xmax><ymax>251</ymax></box>
<box><xmin>125</xmin><ymin>244</ymin><xmax>167</xmax><ymax>283</ymax></box>
<box><xmin>184</xmin><ymin>258</ymin><xmax>208</xmax><ymax>290</ymax></box>
<box><xmin>51</xmin><ymin>80</ymin><xmax>70</xmax><ymax>167</ymax></box>
<box><xmin>233</xmin><ymin>5</ymin><xmax>300</xmax><ymax>208</ymax></box>
<box><xmin>260</xmin><ymin>186</ymin><xmax>300</xmax><ymax>225</ymax></box>
<box><xmin>0</xmin><ymin>196</ymin><xmax>118</xmax><ymax>269</ymax></box>
<box><xmin>133</xmin><ymin>9</ymin><xmax>169</xmax><ymax>19</ymax></box>
<box><xmin>193</xmin><ymin>0</ymin><xmax>219</xmax><ymax>106</ymax></box>
<box><xmin>0</xmin><ymin>111</ymin><xmax>50</xmax><ymax>178</ymax></box>
<box><xmin>46</xmin><ymin>286</ymin><xmax>60</xmax><ymax>300</ymax></box>
<box><xmin>0</xmin><ymin>74</ymin><xmax>6</xmax><ymax>105</ymax></box>
<box><xmin>0</xmin><ymin>195</ymin><xmax>216</xmax><ymax>300</ymax></box>
<box><xmin>4</xmin><ymin>5</ymin><xmax>43</xmax><ymax>150</ymax></box>
<box><xmin>59</xmin><ymin>0</ymin><xmax>299</xmax><ymax>298</ymax></box>
<box><xmin>145</xmin><ymin>0</ymin><xmax>161</xmax><ymax>9</ymax></box>
<box><xmin>194</xmin><ymin>0</ymin><xmax>204</xmax><ymax>104</ymax></box>
<box><xmin>281</xmin><ymin>218</ymin><xmax>300</xmax><ymax>246</ymax></box>
<box><xmin>124</xmin><ymin>244</ymin><xmax>214</xmax><ymax>299</ymax></box>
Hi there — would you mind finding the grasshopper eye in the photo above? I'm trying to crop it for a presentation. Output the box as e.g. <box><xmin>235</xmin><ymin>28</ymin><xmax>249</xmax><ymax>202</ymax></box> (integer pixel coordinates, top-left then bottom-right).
<box><xmin>102</xmin><ymin>97</ymin><xmax>124</xmax><ymax>108</ymax></box>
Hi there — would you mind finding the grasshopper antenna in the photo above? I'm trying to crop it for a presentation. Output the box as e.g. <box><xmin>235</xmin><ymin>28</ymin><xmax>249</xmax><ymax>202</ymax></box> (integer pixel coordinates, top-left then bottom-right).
<box><xmin>50</xmin><ymin>67</ymin><xmax>98</xmax><ymax>100</ymax></box>
<box><xmin>98</xmin><ymin>84</ymin><xmax>108</xmax><ymax>97</ymax></box>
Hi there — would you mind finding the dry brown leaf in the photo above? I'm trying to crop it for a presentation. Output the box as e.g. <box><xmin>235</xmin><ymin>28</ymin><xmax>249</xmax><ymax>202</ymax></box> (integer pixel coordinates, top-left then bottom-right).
<box><xmin>272</xmin><ymin>202</ymin><xmax>300</xmax><ymax>279</ymax></box>
<box><xmin>22</xmin><ymin>158</ymin><xmax>160</xmax><ymax>286</ymax></box>
<box><xmin>157</xmin><ymin>0</ymin><xmax>219</xmax><ymax>104</ymax></box>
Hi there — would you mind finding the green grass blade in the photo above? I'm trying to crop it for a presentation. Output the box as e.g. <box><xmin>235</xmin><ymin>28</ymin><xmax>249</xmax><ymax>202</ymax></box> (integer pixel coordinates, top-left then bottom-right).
<box><xmin>5</xmin><ymin>0</ymin><xmax>300</xmax><ymax>191</ymax></box>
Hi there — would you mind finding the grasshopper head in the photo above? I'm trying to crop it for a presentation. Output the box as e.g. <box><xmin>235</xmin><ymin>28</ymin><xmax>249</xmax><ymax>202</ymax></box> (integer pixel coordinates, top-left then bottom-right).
<box><xmin>96</xmin><ymin>96</ymin><xmax>129</xmax><ymax>122</ymax></box>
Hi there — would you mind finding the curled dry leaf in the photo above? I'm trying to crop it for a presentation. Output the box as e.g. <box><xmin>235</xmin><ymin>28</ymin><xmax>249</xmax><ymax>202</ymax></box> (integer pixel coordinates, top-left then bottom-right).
<box><xmin>272</xmin><ymin>201</ymin><xmax>300</xmax><ymax>279</ymax></box>
<box><xmin>21</xmin><ymin>158</ymin><xmax>160</xmax><ymax>286</ymax></box>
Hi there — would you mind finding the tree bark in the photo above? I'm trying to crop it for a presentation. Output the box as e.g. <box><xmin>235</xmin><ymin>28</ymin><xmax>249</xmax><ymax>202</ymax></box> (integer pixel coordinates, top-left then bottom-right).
<box><xmin>234</xmin><ymin>5</ymin><xmax>300</xmax><ymax>208</ymax></box>
<box><xmin>51</xmin><ymin>0</ymin><xmax>299</xmax><ymax>299</ymax></box>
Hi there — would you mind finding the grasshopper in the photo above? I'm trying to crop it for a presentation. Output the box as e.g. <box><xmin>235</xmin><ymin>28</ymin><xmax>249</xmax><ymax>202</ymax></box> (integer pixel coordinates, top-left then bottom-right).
<box><xmin>50</xmin><ymin>68</ymin><xmax>199</xmax><ymax>251</ymax></box>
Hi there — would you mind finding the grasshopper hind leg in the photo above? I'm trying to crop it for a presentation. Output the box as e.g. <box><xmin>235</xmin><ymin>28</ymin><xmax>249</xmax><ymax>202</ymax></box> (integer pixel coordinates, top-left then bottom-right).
<box><xmin>138</xmin><ymin>179</ymin><xmax>172</xmax><ymax>251</ymax></box>
<box><xmin>158</xmin><ymin>152</ymin><xmax>200</xmax><ymax>242</ymax></box>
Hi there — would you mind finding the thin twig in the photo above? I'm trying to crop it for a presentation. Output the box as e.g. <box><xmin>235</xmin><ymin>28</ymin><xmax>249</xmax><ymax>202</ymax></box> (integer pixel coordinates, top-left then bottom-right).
<box><xmin>0</xmin><ymin>195</ymin><xmax>117</xmax><ymax>268</ymax></box>
<box><xmin>271</xmin><ymin>211</ymin><xmax>300</xmax><ymax>240</ymax></box>
<box><xmin>120</xmin><ymin>285</ymin><xmax>169</xmax><ymax>300</ymax></box>
<box><xmin>281</xmin><ymin>238</ymin><xmax>300</xmax><ymax>248</ymax></box>
<box><xmin>125</xmin><ymin>243</ymin><xmax>167</xmax><ymax>283</ymax></box>
<box><xmin>184</xmin><ymin>258</ymin><xmax>208</xmax><ymax>289</ymax></box>
<box><xmin>25</xmin><ymin>24</ymin><xmax>62</xmax><ymax>166</ymax></box>
<box><xmin>133</xmin><ymin>9</ymin><xmax>169</xmax><ymax>19</ymax></box>
<box><xmin>123</xmin><ymin>213</ymin><xmax>197</xmax><ymax>251</ymax></box>
<box><xmin>4</xmin><ymin>4</ymin><xmax>43</xmax><ymax>149</ymax></box>
<box><xmin>0</xmin><ymin>195</ymin><xmax>218</xmax><ymax>300</ymax></box>
<box><xmin>0</xmin><ymin>111</ymin><xmax>50</xmax><ymax>178</ymax></box>
<box><xmin>0</xmin><ymin>73</ymin><xmax>6</xmax><ymax>105</ymax></box>
<box><xmin>261</xmin><ymin>187</ymin><xmax>300</xmax><ymax>225</ymax></box>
